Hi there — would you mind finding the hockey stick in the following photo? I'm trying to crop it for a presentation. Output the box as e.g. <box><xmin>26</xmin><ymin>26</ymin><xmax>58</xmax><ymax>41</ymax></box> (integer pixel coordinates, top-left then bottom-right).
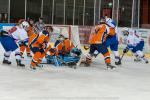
<box><xmin>119</xmin><ymin>52</ymin><xmax>125</xmax><ymax>62</ymax></box>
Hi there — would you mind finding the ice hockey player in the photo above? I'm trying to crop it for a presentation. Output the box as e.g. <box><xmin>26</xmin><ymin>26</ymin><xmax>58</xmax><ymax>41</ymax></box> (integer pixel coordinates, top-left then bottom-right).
<box><xmin>86</xmin><ymin>17</ymin><xmax>116</xmax><ymax>69</ymax></box>
<box><xmin>19</xmin><ymin>19</ymin><xmax>34</xmax><ymax>58</ymax></box>
<box><xmin>29</xmin><ymin>25</ymin><xmax>53</xmax><ymax>70</ymax></box>
<box><xmin>122</xmin><ymin>28</ymin><xmax>148</xmax><ymax>63</ymax></box>
<box><xmin>47</xmin><ymin>34</ymin><xmax>82</xmax><ymax>66</ymax></box>
<box><xmin>104</xmin><ymin>18</ymin><xmax>121</xmax><ymax>65</ymax></box>
<box><xmin>0</xmin><ymin>21</ymin><xmax>30</xmax><ymax>67</ymax></box>
<box><xmin>55</xmin><ymin>35</ymin><xmax>74</xmax><ymax>55</ymax></box>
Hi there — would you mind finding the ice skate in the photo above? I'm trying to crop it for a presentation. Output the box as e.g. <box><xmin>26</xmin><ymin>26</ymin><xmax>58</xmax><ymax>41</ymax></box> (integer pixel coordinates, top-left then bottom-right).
<box><xmin>134</xmin><ymin>57</ymin><xmax>141</xmax><ymax>62</ymax></box>
<box><xmin>16</xmin><ymin>59</ymin><xmax>25</xmax><ymax>67</ymax></box>
<box><xmin>30</xmin><ymin>65</ymin><xmax>36</xmax><ymax>70</ymax></box>
<box><xmin>115</xmin><ymin>59</ymin><xmax>121</xmax><ymax>65</ymax></box>
<box><xmin>142</xmin><ymin>58</ymin><xmax>149</xmax><ymax>64</ymax></box>
<box><xmin>107</xmin><ymin>63</ymin><xmax>116</xmax><ymax>69</ymax></box>
<box><xmin>36</xmin><ymin>64</ymin><xmax>43</xmax><ymax>68</ymax></box>
<box><xmin>3</xmin><ymin>59</ymin><xmax>11</xmax><ymax>65</ymax></box>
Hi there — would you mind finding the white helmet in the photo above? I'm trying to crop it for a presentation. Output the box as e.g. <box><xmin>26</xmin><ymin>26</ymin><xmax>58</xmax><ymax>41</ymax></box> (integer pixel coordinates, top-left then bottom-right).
<box><xmin>106</xmin><ymin>18</ymin><xmax>116</xmax><ymax>28</ymax></box>
<box><xmin>21</xmin><ymin>21</ymin><xmax>29</xmax><ymax>30</ymax></box>
<box><xmin>122</xmin><ymin>27</ymin><xmax>129</xmax><ymax>36</ymax></box>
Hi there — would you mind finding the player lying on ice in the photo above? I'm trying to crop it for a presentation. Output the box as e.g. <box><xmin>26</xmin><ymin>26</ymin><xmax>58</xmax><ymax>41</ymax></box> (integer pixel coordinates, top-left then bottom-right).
<box><xmin>46</xmin><ymin>34</ymin><xmax>82</xmax><ymax>67</ymax></box>
<box><xmin>85</xmin><ymin>17</ymin><xmax>116</xmax><ymax>69</ymax></box>
<box><xmin>0</xmin><ymin>21</ymin><xmax>30</xmax><ymax>67</ymax></box>
<box><xmin>122</xmin><ymin>28</ymin><xmax>148</xmax><ymax>64</ymax></box>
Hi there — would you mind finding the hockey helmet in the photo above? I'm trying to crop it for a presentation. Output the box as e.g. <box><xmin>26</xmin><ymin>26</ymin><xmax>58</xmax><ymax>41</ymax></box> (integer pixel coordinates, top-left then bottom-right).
<box><xmin>21</xmin><ymin>21</ymin><xmax>29</xmax><ymax>31</ymax></box>
<box><xmin>106</xmin><ymin>18</ymin><xmax>116</xmax><ymax>28</ymax></box>
<box><xmin>71</xmin><ymin>47</ymin><xmax>82</xmax><ymax>56</ymax></box>
<box><xmin>122</xmin><ymin>27</ymin><xmax>129</xmax><ymax>36</ymax></box>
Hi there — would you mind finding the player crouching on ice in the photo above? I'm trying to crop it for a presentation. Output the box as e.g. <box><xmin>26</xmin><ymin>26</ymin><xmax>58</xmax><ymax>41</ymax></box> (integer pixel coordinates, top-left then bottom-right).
<box><xmin>28</xmin><ymin>25</ymin><xmax>54</xmax><ymax>70</ymax></box>
<box><xmin>46</xmin><ymin>34</ymin><xmax>82</xmax><ymax>67</ymax></box>
<box><xmin>85</xmin><ymin>17</ymin><xmax>116</xmax><ymax>69</ymax></box>
<box><xmin>0</xmin><ymin>21</ymin><xmax>30</xmax><ymax>67</ymax></box>
<box><xmin>122</xmin><ymin>28</ymin><xmax>148</xmax><ymax>63</ymax></box>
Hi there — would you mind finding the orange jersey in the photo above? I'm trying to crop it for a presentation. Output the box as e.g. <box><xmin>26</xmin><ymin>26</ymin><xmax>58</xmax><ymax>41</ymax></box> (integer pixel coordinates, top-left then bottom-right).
<box><xmin>56</xmin><ymin>39</ymin><xmax>74</xmax><ymax>54</ymax></box>
<box><xmin>27</xmin><ymin>25</ymin><xmax>35</xmax><ymax>37</ymax></box>
<box><xmin>89</xmin><ymin>24</ymin><xmax>115</xmax><ymax>44</ymax></box>
<box><xmin>28</xmin><ymin>30</ymin><xmax>50</xmax><ymax>48</ymax></box>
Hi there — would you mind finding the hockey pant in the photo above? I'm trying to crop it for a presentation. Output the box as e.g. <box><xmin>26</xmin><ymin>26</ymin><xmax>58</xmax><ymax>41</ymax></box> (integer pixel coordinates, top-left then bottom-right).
<box><xmin>20</xmin><ymin>45</ymin><xmax>31</xmax><ymax>56</ymax></box>
<box><xmin>30</xmin><ymin>45</ymin><xmax>51</xmax><ymax>68</ymax></box>
<box><xmin>0</xmin><ymin>35</ymin><xmax>21</xmax><ymax>61</ymax></box>
<box><xmin>89</xmin><ymin>44</ymin><xmax>111</xmax><ymax>64</ymax></box>
<box><xmin>128</xmin><ymin>41</ymin><xmax>147</xmax><ymax>61</ymax></box>
<box><xmin>105</xmin><ymin>35</ymin><xmax>120</xmax><ymax>62</ymax></box>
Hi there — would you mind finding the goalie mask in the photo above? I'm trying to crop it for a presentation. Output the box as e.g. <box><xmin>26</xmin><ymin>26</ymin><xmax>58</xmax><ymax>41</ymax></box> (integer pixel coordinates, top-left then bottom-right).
<box><xmin>71</xmin><ymin>48</ymin><xmax>82</xmax><ymax>57</ymax></box>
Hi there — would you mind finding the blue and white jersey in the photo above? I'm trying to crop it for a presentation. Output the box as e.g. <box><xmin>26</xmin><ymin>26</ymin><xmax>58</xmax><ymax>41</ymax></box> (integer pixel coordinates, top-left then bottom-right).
<box><xmin>7</xmin><ymin>26</ymin><xmax>28</xmax><ymax>41</ymax></box>
<box><xmin>126</xmin><ymin>29</ymin><xmax>142</xmax><ymax>47</ymax></box>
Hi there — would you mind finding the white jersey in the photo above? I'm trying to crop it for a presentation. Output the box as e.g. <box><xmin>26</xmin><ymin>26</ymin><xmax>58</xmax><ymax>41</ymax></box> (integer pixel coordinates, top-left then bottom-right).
<box><xmin>126</xmin><ymin>29</ymin><xmax>142</xmax><ymax>46</ymax></box>
<box><xmin>7</xmin><ymin>26</ymin><xmax>28</xmax><ymax>41</ymax></box>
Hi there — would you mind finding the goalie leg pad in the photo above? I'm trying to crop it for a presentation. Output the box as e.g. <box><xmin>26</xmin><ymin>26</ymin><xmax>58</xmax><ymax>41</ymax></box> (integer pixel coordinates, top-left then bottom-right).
<box><xmin>85</xmin><ymin>54</ymin><xmax>92</xmax><ymax>66</ymax></box>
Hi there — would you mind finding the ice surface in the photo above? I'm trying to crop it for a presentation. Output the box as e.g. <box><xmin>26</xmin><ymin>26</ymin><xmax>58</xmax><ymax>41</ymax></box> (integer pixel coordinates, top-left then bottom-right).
<box><xmin>0</xmin><ymin>45</ymin><xmax>150</xmax><ymax>100</ymax></box>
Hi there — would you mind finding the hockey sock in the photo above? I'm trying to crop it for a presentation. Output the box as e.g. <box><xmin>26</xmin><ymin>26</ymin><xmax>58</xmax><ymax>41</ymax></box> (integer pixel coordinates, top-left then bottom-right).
<box><xmin>4</xmin><ymin>51</ymin><xmax>11</xmax><ymax>61</ymax></box>
<box><xmin>20</xmin><ymin>45</ymin><xmax>25</xmax><ymax>56</ymax></box>
<box><xmin>31</xmin><ymin>52</ymin><xmax>41</xmax><ymax>68</ymax></box>
<box><xmin>104</xmin><ymin>52</ymin><xmax>111</xmax><ymax>64</ymax></box>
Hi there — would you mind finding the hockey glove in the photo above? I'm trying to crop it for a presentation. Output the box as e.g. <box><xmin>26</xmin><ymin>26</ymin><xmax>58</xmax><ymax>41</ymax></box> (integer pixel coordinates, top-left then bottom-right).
<box><xmin>23</xmin><ymin>38</ymin><xmax>29</xmax><ymax>47</ymax></box>
<box><xmin>18</xmin><ymin>41</ymin><xmax>24</xmax><ymax>47</ymax></box>
<box><xmin>123</xmin><ymin>47</ymin><xmax>129</xmax><ymax>53</ymax></box>
<box><xmin>39</xmin><ymin>44</ymin><xmax>43</xmax><ymax>48</ymax></box>
<box><xmin>49</xmin><ymin>48</ymin><xmax>56</xmax><ymax>53</ymax></box>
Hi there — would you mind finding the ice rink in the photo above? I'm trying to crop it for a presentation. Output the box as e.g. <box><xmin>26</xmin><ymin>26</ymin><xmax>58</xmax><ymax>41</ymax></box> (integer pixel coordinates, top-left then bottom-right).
<box><xmin>0</xmin><ymin>46</ymin><xmax>150</xmax><ymax>100</ymax></box>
